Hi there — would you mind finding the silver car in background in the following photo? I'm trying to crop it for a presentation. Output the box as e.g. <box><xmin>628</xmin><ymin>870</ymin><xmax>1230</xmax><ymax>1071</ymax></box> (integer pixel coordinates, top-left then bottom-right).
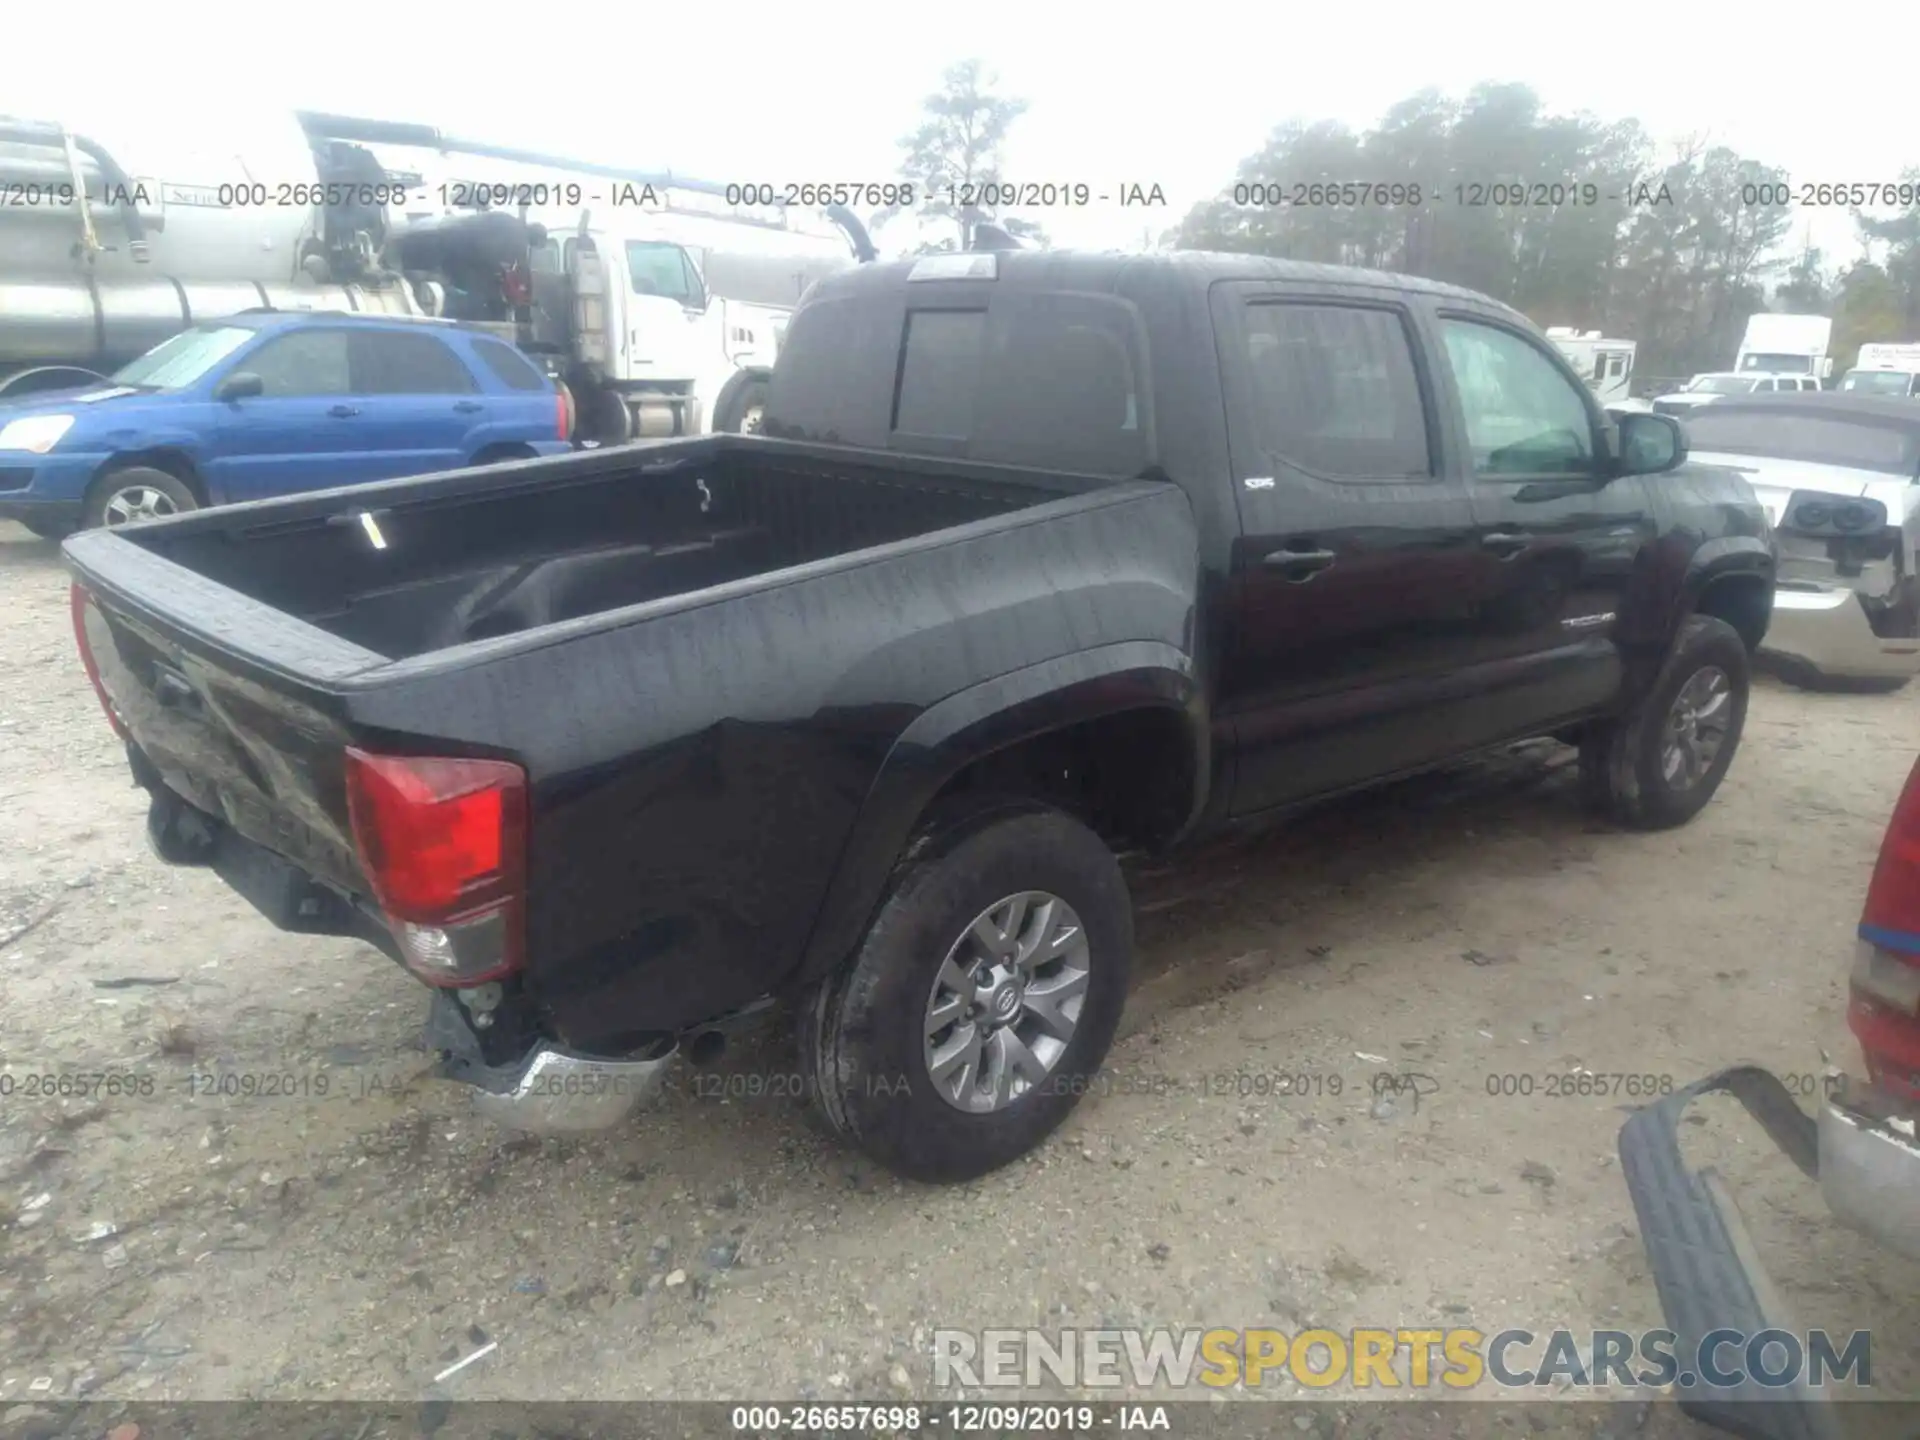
<box><xmin>1680</xmin><ymin>394</ymin><xmax>1920</xmax><ymax>692</ymax></box>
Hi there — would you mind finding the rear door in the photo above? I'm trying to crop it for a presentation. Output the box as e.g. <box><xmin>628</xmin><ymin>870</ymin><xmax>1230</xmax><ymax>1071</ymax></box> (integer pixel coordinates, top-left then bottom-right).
<box><xmin>345</xmin><ymin>329</ymin><xmax>486</xmax><ymax>479</ymax></box>
<box><xmin>1428</xmin><ymin>308</ymin><xmax>1657</xmax><ymax>734</ymax></box>
<box><xmin>1208</xmin><ymin>282</ymin><xmax>1485</xmax><ymax>815</ymax></box>
<box><xmin>206</xmin><ymin>328</ymin><xmax>379</xmax><ymax>499</ymax></box>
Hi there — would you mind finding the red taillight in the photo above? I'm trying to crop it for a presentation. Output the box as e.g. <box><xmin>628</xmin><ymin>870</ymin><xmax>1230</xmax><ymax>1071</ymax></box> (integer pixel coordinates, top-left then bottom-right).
<box><xmin>1860</xmin><ymin>755</ymin><xmax>1920</xmax><ymax>955</ymax></box>
<box><xmin>555</xmin><ymin>382</ymin><xmax>573</xmax><ymax>441</ymax></box>
<box><xmin>70</xmin><ymin>584</ymin><xmax>130</xmax><ymax>740</ymax></box>
<box><xmin>343</xmin><ymin>748</ymin><xmax>527</xmax><ymax>986</ymax></box>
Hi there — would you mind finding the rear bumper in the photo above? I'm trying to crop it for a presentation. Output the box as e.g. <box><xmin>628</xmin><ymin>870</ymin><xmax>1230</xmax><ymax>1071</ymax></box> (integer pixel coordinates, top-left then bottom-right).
<box><xmin>145</xmin><ymin>782</ymin><xmax>678</xmax><ymax>1135</ymax></box>
<box><xmin>1818</xmin><ymin>1081</ymin><xmax>1920</xmax><ymax>1260</ymax></box>
<box><xmin>1760</xmin><ymin>585</ymin><xmax>1920</xmax><ymax>683</ymax></box>
<box><xmin>1618</xmin><ymin>1066</ymin><xmax>1906</xmax><ymax>1440</ymax></box>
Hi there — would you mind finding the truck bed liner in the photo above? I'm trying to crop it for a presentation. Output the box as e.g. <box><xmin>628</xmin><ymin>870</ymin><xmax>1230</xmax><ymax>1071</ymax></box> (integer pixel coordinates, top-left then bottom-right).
<box><xmin>88</xmin><ymin>437</ymin><xmax>1068</xmax><ymax>662</ymax></box>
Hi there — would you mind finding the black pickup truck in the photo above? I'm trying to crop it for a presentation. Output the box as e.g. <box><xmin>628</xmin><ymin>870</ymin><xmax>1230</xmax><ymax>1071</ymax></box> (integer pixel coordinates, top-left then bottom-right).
<box><xmin>64</xmin><ymin>248</ymin><xmax>1773</xmax><ymax>1182</ymax></box>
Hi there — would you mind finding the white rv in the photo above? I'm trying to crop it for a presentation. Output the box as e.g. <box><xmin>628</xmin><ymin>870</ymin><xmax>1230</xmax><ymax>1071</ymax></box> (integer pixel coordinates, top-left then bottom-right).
<box><xmin>1547</xmin><ymin>328</ymin><xmax>1639</xmax><ymax>407</ymax></box>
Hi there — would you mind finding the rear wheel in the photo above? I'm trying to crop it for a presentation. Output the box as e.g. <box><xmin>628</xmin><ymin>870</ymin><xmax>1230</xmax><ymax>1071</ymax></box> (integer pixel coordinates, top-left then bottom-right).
<box><xmin>716</xmin><ymin>378</ymin><xmax>769</xmax><ymax>435</ymax></box>
<box><xmin>1580</xmin><ymin>614</ymin><xmax>1749</xmax><ymax>829</ymax></box>
<box><xmin>84</xmin><ymin>467</ymin><xmax>199</xmax><ymax>529</ymax></box>
<box><xmin>800</xmin><ymin>800</ymin><xmax>1133</xmax><ymax>1183</ymax></box>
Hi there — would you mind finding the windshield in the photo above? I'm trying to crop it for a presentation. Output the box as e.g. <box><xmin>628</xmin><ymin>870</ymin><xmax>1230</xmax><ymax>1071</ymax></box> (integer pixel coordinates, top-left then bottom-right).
<box><xmin>1684</xmin><ymin>409</ymin><xmax>1920</xmax><ymax>476</ymax></box>
<box><xmin>1738</xmin><ymin>352</ymin><xmax>1814</xmax><ymax>374</ymax></box>
<box><xmin>1842</xmin><ymin>369</ymin><xmax>1918</xmax><ymax>397</ymax></box>
<box><xmin>111</xmin><ymin>326</ymin><xmax>255</xmax><ymax>389</ymax></box>
<box><xmin>1687</xmin><ymin>375</ymin><xmax>1759</xmax><ymax>395</ymax></box>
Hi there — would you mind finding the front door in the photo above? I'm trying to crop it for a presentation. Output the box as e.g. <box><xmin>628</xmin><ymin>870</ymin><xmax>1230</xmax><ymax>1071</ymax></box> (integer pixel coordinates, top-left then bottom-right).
<box><xmin>1428</xmin><ymin>311</ymin><xmax>1657</xmax><ymax>735</ymax></box>
<box><xmin>206</xmin><ymin>328</ymin><xmax>381</xmax><ymax>500</ymax></box>
<box><xmin>1211</xmin><ymin>285</ymin><xmax>1486</xmax><ymax>816</ymax></box>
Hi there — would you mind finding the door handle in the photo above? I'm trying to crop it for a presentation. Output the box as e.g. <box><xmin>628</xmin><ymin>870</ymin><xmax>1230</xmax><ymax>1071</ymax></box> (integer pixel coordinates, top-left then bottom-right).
<box><xmin>327</xmin><ymin>404</ymin><xmax>359</xmax><ymax>418</ymax></box>
<box><xmin>1482</xmin><ymin>531</ymin><xmax>1531</xmax><ymax>558</ymax></box>
<box><xmin>1262</xmin><ymin>546</ymin><xmax>1338</xmax><ymax>581</ymax></box>
<box><xmin>453</xmin><ymin>400</ymin><xmax>484</xmax><ymax>413</ymax></box>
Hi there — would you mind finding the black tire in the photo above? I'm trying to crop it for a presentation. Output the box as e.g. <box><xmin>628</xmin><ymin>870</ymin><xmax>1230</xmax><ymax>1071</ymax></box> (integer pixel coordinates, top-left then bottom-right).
<box><xmin>84</xmin><ymin>466</ymin><xmax>199</xmax><ymax>529</ymax></box>
<box><xmin>19</xmin><ymin>517</ymin><xmax>76</xmax><ymax>541</ymax></box>
<box><xmin>716</xmin><ymin>377</ymin><xmax>770</xmax><ymax>434</ymax></box>
<box><xmin>1579</xmin><ymin>614</ymin><xmax>1749</xmax><ymax>830</ymax></box>
<box><xmin>800</xmin><ymin>800</ymin><xmax>1133</xmax><ymax>1183</ymax></box>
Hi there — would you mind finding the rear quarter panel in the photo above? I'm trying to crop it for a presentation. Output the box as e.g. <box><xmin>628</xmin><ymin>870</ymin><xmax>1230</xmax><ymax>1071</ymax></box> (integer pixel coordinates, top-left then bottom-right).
<box><xmin>342</xmin><ymin>480</ymin><xmax>1201</xmax><ymax>1049</ymax></box>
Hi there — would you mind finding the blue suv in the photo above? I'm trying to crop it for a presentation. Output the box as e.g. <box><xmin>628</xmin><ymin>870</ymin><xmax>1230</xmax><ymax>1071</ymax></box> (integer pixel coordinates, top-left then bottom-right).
<box><xmin>0</xmin><ymin>311</ymin><xmax>574</xmax><ymax>536</ymax></box>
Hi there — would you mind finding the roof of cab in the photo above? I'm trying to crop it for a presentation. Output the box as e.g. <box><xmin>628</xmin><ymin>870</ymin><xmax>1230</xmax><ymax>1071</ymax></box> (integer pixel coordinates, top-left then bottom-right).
<box><xmin>806</xmin><ymin>247</ymin><xmax>1516</xmax><ymax>318</ymax></box>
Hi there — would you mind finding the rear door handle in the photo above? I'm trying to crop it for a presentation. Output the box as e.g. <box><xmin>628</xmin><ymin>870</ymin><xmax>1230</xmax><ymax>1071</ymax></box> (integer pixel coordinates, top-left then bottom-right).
<box><xmin>327</xmin><ymin>404</ymin><xmax>359</xmax><ymax>418</ymax></box>
<box><xmin>1262</xmin><ymin>546</ymin><xmax>1337</xmax><ymax>581</ymax></box>
<box><xmin>1482</xmin><ymin>531</ymin><xmax>1531</xmax><ymax>558</ymax></box>
<box><xmin>453</xmin><ymin>400</ymin><xmax>484</xmax><ymax>413</ymax></box>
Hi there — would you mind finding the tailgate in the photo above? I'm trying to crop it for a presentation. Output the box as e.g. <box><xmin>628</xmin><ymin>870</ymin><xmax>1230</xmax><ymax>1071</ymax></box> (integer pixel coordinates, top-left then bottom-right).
<box><xmin>66</xmin><ymin>527</ymin><xmax>388</xmax><ymax>897</ymax></box>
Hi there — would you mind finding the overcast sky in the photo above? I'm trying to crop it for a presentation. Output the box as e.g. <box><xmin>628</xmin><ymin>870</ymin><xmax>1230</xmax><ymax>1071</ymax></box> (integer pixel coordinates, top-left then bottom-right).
<box><xmin>9</xmin><ymin>0</ymin><xmax>1903</xmax><ymax>279</ymax></box>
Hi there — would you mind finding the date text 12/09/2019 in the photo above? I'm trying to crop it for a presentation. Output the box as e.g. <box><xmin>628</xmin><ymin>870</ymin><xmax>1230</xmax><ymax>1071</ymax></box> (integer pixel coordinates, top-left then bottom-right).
<box><xmin>1229</xmin><ymin>181</ymin><xmax>1677</xmax><ymax>209</ymax></box>
<box><xmin>722</xmin><ymin>182</ymin><xmax>1170</xmax><ymax>209</ymax></box>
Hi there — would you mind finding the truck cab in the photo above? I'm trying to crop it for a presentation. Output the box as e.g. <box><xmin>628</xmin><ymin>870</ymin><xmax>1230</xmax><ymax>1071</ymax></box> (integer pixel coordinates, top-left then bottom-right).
<box><xmin>1842</xmin><ymin>344</ymin><xmax>1920</xmax><ymax>399</ymax></box>
<box><xmin>387</xmin><ymin>202</ymin><xmax>858</xmax><ymax>445</ymax></box>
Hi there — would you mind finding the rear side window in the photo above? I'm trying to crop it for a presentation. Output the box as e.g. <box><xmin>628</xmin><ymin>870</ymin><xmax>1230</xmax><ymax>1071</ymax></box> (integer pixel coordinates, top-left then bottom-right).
<box><xmin>892</xmin><ymin>293</ymin><xmax>1148</xmax><ymax>476</ymax></box>
<box><xmin>471</xmin><ymin>337</ymin><xmax>549</xmax><ymax>392</ymax></box>
<box><xmin>763</xmin><ymin>295</ymin><xmax>903</xmax><ymax>446</ymax></box>
<box><xmin>350</xmin><ymin>331</ymin><xmax>479</xmax><ymax>395</ymax></box>
<box><xmin>1239</xmin><ymin>303</ymin><xmax>1431</xmax><ymax>479</ymax></box>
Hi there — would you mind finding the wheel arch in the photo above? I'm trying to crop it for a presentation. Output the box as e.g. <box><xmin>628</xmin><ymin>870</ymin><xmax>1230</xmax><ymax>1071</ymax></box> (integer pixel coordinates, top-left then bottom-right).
<box><xmin>711</xmin><ymin>366</ymin><xmax>772</xmax><ymax>433</ymax></box>
<box><xmin>90</xmin><ymin>449</ymin><xmax>209</xmax><ymax>507</ymax></box>
<box><xmin>1681</xmin><ymin>539</ymin><xmax>1775</xmax><ymax>654</ymax></box>
<box><xmin>790</xmin><ymin>641</ymin><xmax>1205</xmax><ymax>991</ymax></box>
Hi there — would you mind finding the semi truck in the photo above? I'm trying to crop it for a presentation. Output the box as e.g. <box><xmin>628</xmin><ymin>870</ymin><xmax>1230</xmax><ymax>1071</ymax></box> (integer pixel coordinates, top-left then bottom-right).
<box><xmin>1841</xmin><ymin>342</ymin><xmax>1920</xmax><ymax>399</ymax></box>
<box><xmin>0</xmin><ymin>110</ymin><xmax>873</xmax><ymax>442</ymax></box>
<box><xmin>1734</xmin><ymin>312</ymin><xmax>1834</xmax><ymax>381</ymax></box>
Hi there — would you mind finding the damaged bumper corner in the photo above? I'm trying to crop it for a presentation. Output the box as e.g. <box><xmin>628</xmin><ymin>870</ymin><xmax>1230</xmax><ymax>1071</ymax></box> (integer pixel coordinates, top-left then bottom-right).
<box><xmin>426</xmin><ymin>990</ymin><xmax>678</xmax><ymax>1134</ymax></box>
<box><xmin>1619</xmin><ymin>1066</ymin><xmax>1918</xmax><ymax>1440</ymax></box>
<box><xmin>1818</xmin><ymin>1080</ymin><xmax>1920</xmax><ymax>1261</ymax></box>
<box><xmin>1760</xmin><ymin>585</ymin><xmax>1920</xmax><ymax>684</ymax></box>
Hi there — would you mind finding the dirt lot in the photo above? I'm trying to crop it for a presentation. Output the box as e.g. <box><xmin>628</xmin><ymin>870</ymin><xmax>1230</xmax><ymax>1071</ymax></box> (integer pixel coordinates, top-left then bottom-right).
<box><xmin>4</xmin><ymin>518</ymin><xmax>1919</xmax><ymax>1428</ymax></box>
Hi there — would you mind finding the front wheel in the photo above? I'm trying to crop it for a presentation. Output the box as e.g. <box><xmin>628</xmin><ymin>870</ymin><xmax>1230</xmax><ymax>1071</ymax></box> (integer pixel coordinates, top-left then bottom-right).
<box><xmin>84</xmin><ymin>467</ymin><xmax>199</xmax><ymax>529</ymax></box>
<box><xmin>1579</xmin><ymin>614</ymin><xmax>1750</xmax><ymax>830</ymax></box>
<box><xmin>800</xmin><ymin>801</ymin><xmax>1133</xmax><ymax>1183</ymax></box>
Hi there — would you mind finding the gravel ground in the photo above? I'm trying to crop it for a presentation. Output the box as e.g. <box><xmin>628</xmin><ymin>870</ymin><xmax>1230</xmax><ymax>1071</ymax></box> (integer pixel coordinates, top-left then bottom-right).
<box><xmin>3</xmin><ymin>519</ymin><xmax>1919</xmax><ymax>1433</ymax></box>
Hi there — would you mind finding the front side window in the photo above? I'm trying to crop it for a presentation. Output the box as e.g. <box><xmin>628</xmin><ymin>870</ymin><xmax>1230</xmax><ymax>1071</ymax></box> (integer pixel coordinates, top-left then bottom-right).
<box><xmin>242</xmin><ymin>330</ymin><xmax>353</xmax><ymax>397</ymax></box>
<box><xmin>114</xmin><ymin>326</ymin><xmax>255</xmax><ymax>389</ymax></box>
<box><xmin>625</xmin><ymin>241</ymin><xmax>703</xmax><ymax>307</ymax></box>
<box><xmin>1439</xmin><ymin>319</ymin><xmax>1595</xmax><ymax>478</ymax></box>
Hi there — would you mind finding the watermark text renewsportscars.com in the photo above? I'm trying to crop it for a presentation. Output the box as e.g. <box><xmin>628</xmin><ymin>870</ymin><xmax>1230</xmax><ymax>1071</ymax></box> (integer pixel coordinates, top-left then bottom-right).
<box><xmin>933</xmin><ymin>1327</ymin><xmax>1871</xmax><ymax>1393</ymax></box>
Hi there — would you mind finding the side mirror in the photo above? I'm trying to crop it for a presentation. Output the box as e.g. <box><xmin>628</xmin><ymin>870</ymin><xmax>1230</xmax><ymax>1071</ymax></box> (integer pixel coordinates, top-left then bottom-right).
<box><xmin>215</xmin><ymin>372</ymin><xmax>264</xmax><ymax>402</ymax></box>
<box><xmin>1615</xmin><ymin>411</ymin><xmax>1686</xmax><ymax>476</ymax></box>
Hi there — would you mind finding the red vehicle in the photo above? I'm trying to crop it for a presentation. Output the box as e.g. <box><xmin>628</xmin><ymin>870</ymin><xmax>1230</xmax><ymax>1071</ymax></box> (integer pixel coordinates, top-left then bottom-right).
<box><xmin>1621</xmin><ymin>754</ymin><xmax>1920</xmax><ymax>1437</ymax></box>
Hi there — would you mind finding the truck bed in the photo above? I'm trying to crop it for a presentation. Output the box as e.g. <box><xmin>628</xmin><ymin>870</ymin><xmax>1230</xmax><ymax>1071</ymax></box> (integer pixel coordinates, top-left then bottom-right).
<box><xmin>64</xmin><ymin>438</ymin><xmax>1196</xmax><ymax>1048</ymax></box>
<box><xmin>102</xmin><ymin>438</ymin><xmax>1059</xmax><ymax>662</ymax></box>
